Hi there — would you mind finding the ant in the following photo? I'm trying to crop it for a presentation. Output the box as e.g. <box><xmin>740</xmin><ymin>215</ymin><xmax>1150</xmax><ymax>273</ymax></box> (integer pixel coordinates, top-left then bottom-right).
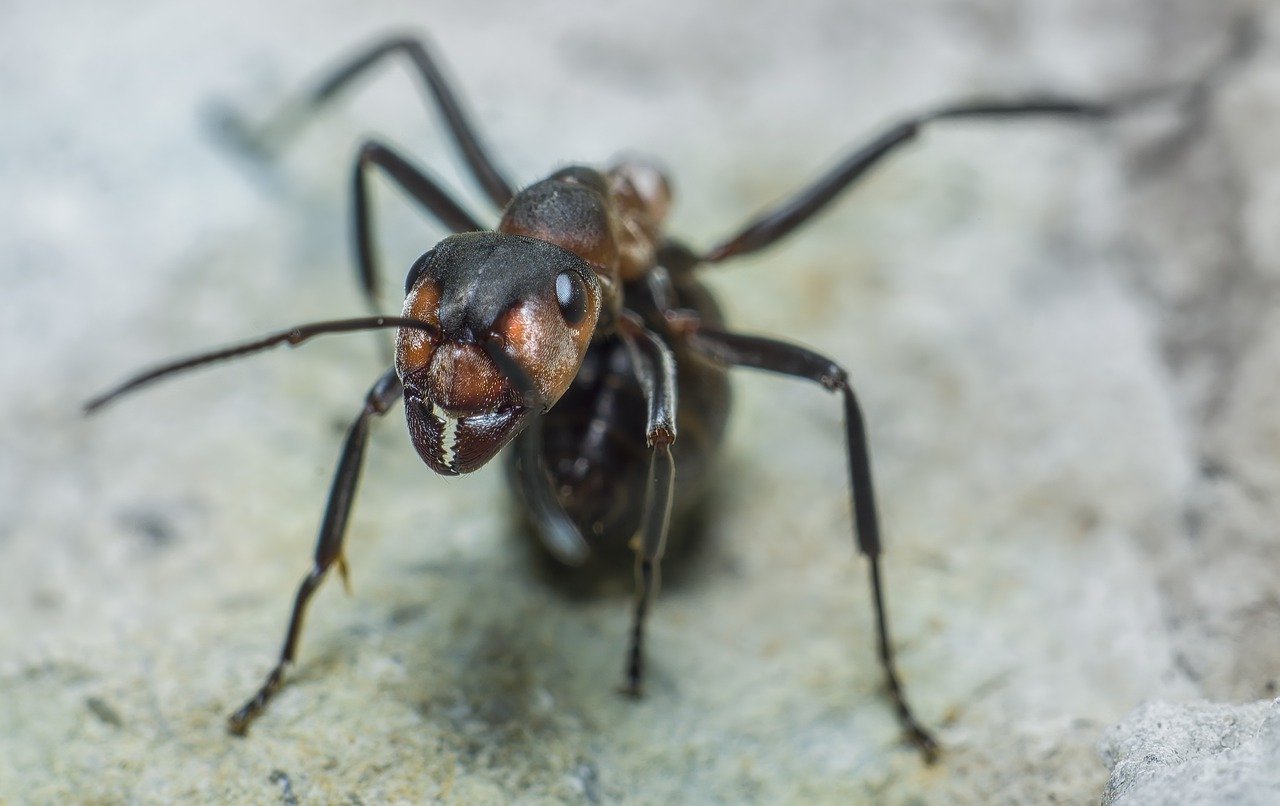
<box><xmin>85</xmin><ymin>34</ymin><xmax>1212</xmax><ymax>762</ymax></box>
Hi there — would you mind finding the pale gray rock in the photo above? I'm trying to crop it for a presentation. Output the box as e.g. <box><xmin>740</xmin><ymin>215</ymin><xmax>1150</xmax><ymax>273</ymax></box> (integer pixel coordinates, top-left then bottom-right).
<box><xmin>1100</xmin><ymin>699</ymin><xmax>1280</xmax><ymax>805</ymax></box>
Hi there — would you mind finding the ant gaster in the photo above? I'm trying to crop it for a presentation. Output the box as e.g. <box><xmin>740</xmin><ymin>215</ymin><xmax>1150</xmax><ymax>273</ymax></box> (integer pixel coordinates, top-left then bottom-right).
<box><xmin>88</xmin><ymin>34</ymin><xmax>1193</xmax><ymax>762</ymax></box>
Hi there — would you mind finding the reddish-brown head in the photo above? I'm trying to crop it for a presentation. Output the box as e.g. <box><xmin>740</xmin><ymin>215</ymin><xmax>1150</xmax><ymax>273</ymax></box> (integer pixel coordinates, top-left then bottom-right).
<box><xmin>396</xmin><ymin>232</ymin><xmax>601</xmax><ymax>475</ymax></box>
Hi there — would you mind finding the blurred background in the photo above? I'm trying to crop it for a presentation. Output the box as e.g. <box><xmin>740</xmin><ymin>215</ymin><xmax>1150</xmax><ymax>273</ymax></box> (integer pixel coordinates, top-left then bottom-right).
<box><xmin>2</xmin><ymin>0</ymin><xmax>1278</xmax><ymax>802</ymax></box>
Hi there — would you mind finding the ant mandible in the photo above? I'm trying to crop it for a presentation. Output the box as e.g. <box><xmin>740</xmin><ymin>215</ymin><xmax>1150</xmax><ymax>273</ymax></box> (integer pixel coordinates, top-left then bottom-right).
<box><xmin>87</xmin><ymin>34</ymin><xmax>1141</xmax><ymax>762</ymax></box>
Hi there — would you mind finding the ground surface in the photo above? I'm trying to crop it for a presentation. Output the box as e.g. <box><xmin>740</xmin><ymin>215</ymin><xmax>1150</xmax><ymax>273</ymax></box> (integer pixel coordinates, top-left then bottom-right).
<box><xmin>3</xmin><ymin>1</ymin><xmax>1279</xmax><ymax>803</ymax></box>
<box><xmin>1100</xmin><ymin>699</ymin><xmax>1280</xmax><ymax>804</ymax></box>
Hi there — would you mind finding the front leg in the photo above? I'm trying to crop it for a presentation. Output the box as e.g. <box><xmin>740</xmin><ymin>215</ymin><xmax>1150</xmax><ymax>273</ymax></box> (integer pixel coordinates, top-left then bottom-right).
<box><xmin>617</xmin><ymin>314</ymin><xmax>678</xmax><ymax>696</ymax></box>
<box><xmin>227</xmin><ymin>367</ymin><xmax>402</xmax><ymax>735</ymax></box>
<box><xmin>682</xmin><ymin>324</ymin><xmax>939</xmax><ymax>763</ymax></box>
<box><xmin>511</xmin><ymin>416</ymin><xmax>592</xmax><ymax>566</ymax></box>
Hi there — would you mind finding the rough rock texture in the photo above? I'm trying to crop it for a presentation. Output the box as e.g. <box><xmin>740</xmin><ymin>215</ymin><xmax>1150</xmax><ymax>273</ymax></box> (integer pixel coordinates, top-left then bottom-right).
<box><xmin>1100</xmin><ymin>700</ymin><xmax>1280</xmax><ymax>805</ymax></box>
<box><xmin>3</xmin><ymin>0</ymin><xmax>1280</xmax><ymax>803</ymax></box>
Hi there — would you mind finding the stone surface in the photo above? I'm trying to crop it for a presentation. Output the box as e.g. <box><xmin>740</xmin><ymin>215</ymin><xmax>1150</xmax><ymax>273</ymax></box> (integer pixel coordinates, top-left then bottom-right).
<box><xmin>2</xmin><ymin>0</ymin><xmax>1280</xmax><ymax>803</ymax></box>
<box><xmin>1100</xmin><ymin>699</ymin><xmax>1280</xmax><ymax>805</ymax></box>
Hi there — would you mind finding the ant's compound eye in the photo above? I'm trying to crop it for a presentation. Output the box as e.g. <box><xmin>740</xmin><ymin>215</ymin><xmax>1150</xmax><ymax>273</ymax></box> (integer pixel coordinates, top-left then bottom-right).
<box><xmin>404</xmin><ymin>247</ymin><xmax>438</xmax><ymax>295</ymax></box>
<box><xmin>555</xmin><ymin>270</ymin><xmax>588</xmax><ymax>326</ymax></box>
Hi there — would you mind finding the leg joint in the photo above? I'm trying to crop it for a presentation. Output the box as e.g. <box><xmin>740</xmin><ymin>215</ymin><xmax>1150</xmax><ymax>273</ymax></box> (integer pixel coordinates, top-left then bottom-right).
<box><xmin>356</xmin><ymin>138</ymin><xmax>390</xmax><ymax>165</ymax></box>
<box><xmin>820</xmin><ymin>363</ymin><xmax>849</xmax><ymax>393</ymax></box>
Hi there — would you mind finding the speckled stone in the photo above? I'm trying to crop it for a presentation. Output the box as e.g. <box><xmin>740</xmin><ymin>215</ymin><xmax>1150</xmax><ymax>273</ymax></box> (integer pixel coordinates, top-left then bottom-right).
<box><xmin>3</xmin><ymin>1</ymin><xmax>1280</xmax><ymax>803</ymax></box>
<box><xmin>1100</xmin><ymin>699</ymin><xmax>1280</xmax><ymax>805</ymax></box>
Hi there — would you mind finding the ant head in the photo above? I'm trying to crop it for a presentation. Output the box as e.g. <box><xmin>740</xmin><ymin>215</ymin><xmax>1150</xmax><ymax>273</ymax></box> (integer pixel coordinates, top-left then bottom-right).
<box><xmin>396</xmin><ymin>232</ymin><xmax>602</xmax><ymax>475</ymax></box>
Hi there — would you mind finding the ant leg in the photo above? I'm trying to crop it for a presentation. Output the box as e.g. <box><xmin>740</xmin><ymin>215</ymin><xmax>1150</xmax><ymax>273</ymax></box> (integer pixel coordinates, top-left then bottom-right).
<box><xmin>351</xmin><ymin>139</ymin><xmax>484</xmax><ymax>312</ymax></box>
<box><xmin>511</xmin><ymin>347</ymin><xmax>632</xmax><ymax>565</ymax></box>
<box><xmin>702</xmin><ymin>98</ymin><xmax>1111</xmax><ymax>263</ymax></box>
<box><xmin>511</xmin><ymin>417</ymin><xmax>591</xmax><ymax>566</ymax></box>
<box><xmin>215</xmin><ymin>35</ymin><xmax>514</xmax><ymax>207</ymax></box>
<box><xmin>617</xmin><ymin>315</ymin><xmax>678</xmax><ymax>695</ymax></box>
<box><xmin>227</xmin><ymin>367</ymin><xmax>402</xmax><ymax>735</ymax></box>
<box><xmin>681</xmin><ymin>324</ymin><xmax>939</xmax><ymax>763</ymax></box>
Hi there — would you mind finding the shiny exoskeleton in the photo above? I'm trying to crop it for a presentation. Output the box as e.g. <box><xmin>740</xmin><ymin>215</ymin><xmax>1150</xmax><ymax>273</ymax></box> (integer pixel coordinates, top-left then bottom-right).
<box><xmin>87</xmin><ymin>34</ymin><xmax>1142</xmax><ymax>761</ymax></box>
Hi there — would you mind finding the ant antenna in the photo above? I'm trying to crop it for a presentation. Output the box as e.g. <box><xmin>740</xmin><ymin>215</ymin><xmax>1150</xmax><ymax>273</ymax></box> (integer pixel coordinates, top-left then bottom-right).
<box><xmin>84</xmin><ymin>316</ymin><xmax>438</xmax><ymax>414</ymax></box>
<box><xmin>479</xmin><ymin>335</ymin><xmax>550</xmax><ymax>411</ymax></box>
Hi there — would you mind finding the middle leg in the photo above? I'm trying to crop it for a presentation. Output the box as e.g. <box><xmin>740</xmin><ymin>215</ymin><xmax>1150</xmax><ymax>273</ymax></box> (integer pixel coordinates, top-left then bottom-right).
<box><xmin>681</xmin><ymin>323</ymin><xmax>939</xmax><ymax>762</ymax></box>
